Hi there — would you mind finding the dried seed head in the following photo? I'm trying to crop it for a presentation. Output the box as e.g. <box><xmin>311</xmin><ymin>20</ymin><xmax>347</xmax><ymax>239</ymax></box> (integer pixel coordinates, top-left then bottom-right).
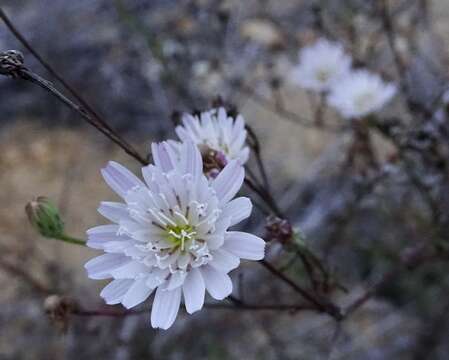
<box><xmin>265</xmin><ymin>216</ymin><xmax>293</xmax><ymax>244</ymax></box>
<box><xmin>44</xmin><ymin>295</ymin><xmax>77</xmax><ymax>333</ymax></box>
<box><xmin>0</xmin><ymin>50</ymin><xmax>25</xmax><ymax>78</ymax></box>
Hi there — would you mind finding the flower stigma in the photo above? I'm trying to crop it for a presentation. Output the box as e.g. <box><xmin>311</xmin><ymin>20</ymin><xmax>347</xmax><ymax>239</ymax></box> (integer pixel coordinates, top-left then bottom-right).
<box><xmin>166</xmin><ymin>224</ymin><xmax>197</xmax><ymax>252</ymax></box>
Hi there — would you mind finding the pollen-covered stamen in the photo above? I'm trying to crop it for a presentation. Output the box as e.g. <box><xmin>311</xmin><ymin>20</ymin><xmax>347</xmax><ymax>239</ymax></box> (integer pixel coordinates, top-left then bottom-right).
<box><xmin>316</xmin><ymin>69</ymin><xmax>331</xmax><ymax>83</ymax></box>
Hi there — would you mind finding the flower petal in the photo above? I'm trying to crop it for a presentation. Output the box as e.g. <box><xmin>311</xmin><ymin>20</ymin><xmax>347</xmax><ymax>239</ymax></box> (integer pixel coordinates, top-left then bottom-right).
<box><xmin>212</xmin><ymin>160</ymin><xmax>244</xmax><ymax>205</ymax></box>
<box><xmin>180</xmin><ymin>141</ymin><xmax>203</xmax><ymax>180</ymax></box>
<box><xmin>100</xmin><ymin>279</ymin><xmax>134</xmax><ymax>304</ymax></box>
<box><xmin>86</xmin><ymin>224</ymin><xmax>129</xmax><ymax>249</ymax></box>
<box><xmin>223</xmin><ymin>231</ymin><xmax>265</xmax><ymax>260</ymax></box>
<box><xmin>182</xmin><ymin>268</ymin><xmax>205</xmax><ymax>314</ymax></box>
<box><xmin>121</xmin><ymin>278</ymin><xmax>154</xmax><ymax>309</ymax></box>
<box><xmin>209</xmin><ymin>249</ymin><xmax>240</xmax><ymax>272</ymax></box>
<box><xmin>151</xmin><ymin>142</ymin><xmax>178</xmax><ymax>173</ymax></box>
<box><xmin>101</xmin><ymin>161</ymin><xmax>144</xmax><ymax>198</ymax></box>
<box><xmin>85</xmin><ymin>253</ymin><xmax>131</xmax><ymax>280</ymax></box>
<box><xmin>109</xmin><ymin>261</ymin><xmax>149</xmax><ymax>279</ymax></box>
<box><xmin>201</xmin><ymin>266</ymin><xmax>232</xmax><ymax>300</ymax></box>
<box><xmin>146</xmin><ymin>268</ymin><xmax>170</xmax><ymax>288</ymax></box>
<box><xmin>97</xmin><ymin>202</ymin><xmax>129</xmax><ymax>223</ymax></box>
<box><xmin>151</xmin><ymin>287</ymin><xmax>182</xmax><ymax>330</ymax></box>
<box><xmin>165</xmin><ymin>271</ymin><xmax>187</xmax><ymax>291</ymax></box>
<box><xmin>220</xmin><ymin>197</ymin><xmax>252</xmax><ymax>227</ymax></box>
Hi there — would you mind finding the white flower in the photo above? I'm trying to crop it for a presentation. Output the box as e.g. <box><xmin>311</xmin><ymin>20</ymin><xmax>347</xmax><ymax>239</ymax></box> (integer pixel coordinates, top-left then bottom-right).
<box><xmin>434</xmin><ymin>88</ymin><xmax>449</xmax><ymax>123</ymax></box>
<box><xmin>327</xmin><ymin>70</ymin><xmax>397</xmax><ymax>119</ymax></box>
<box><xmin>175</xmin><ymin>107</ymin><xmax>250</xmax><ymax>168</ymax></box>
<box><xmin>85</xmin><ymin>141</ymin><xmax>265</xmax><ymax>330</ymax></box>
<box><xmin>291</xmin><ymin>38</ymin><xmax>352</xmax><ymax>92</ymax></box>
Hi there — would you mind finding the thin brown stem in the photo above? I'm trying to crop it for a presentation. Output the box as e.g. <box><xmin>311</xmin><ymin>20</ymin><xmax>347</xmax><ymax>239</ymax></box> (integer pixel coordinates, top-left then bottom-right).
<box><xmin>238</xmin><ymin>83</ymin><xmax>341</xmax><ymax>132</ymax></box>
<box><xmin>343</xmin><ymin>268</ymin><xmax>397</xmax><ymax>317</ymax></box>
<box><xmin>0</xmin><ymin>8</ymin><xmax>148</xmax><ymax>165</ymax></box>
<box><xmin>260</xmin><ymin>259</ymin><xmax>342</xmax><ymax>320</ymax></box>
<box><xmin>0</xmin><ymin>257</ymin><xmax>51</xmax><ymax>295</ymax></box>
<box><xmin>244</xmin><ymin>177</ymin><xmax>283</xmax><ymax>218</ymax></box>
<box><xmin>343</xmin><ymin>242</ymin><xmax>449</xmax><ymax>318</ymax></box>
<box><xmin>246</xmin><ymin>124</ymin><xmax>271</xmax><ymax>192</ymax></box>
<box><xmin>72</xmin><ymin>302</ymin><xmax>316</xmax><ymax>317</ymax></box>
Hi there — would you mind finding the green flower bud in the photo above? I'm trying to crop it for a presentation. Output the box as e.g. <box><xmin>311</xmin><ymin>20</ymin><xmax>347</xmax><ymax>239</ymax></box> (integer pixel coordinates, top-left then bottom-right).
<box><xmin>26</xmin><ymin>197</ymin><xmax>64</xmax><ymax>238</ymax></box>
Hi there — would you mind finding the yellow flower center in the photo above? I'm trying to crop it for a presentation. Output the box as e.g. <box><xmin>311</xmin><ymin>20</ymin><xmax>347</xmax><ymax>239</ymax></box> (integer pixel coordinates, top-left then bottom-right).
<box><xmin>166</xmin><ymin>224</ymin><xmax>197</xmax><ymax>251</ymax></box>
<box><xmin>316</xmin><ymin>69</ymin><xmax>331</xmax><ymax>83</ymax></box>
<box><xmin>354</xmin><ymin>92</ymin><xmax>376</xmax><ymax>112</ymax></box>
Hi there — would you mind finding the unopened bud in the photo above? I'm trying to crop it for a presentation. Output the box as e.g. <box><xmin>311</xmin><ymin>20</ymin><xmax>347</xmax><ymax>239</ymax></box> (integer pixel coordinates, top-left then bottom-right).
<box><xmin>265</xmin><ymin>216</ymin><xmax>293</xmax><ymax>244</ymax></box>
<box><xmin>400</xmin><ymin>244</ymin><xmax>427</xmax><ymax>269</ymax></box>
<box><xmin>200</xmin><ymin>145</ymin><xmax>228</xmax><ymax>178</ymax></box>
<box><xmin>26</xmin><ymin>197</ymin><xmax>64</xmax><ymax>238</ymax></box>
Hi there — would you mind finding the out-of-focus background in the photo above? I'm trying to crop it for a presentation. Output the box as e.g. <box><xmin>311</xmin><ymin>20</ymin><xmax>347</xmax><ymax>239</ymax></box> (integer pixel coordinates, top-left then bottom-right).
<box><xmin>2</xmin><ymin>1</ymin><xmax>449</xmax><ymax>359</ymax></box>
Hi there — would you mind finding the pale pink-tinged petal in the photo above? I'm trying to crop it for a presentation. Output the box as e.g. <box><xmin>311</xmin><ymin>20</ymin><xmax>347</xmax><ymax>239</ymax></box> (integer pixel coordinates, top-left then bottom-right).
<box><xmin>121</xmin><ymin>278</ymin><xmax>154</xmax><ymax>309</ymax></box>
<box><xmin>84</xmin><ymin>254</ymin><xmax>131</xmax><ymax>280</ymax></box>
<box><xmin>151</xmin><ymin>287</ymin><xmax>182</xmax><ymax>330</ymax></box>
<box><xmin>100</xmin><ymin>279</ymin><xmax>134</xmax><ymax>304</ymax></box>
<box><xmin>201</xmin><ymin>266</ymin><xmax>233</xmax><ymax>300</ymax></box>
<box><xmin>182</xmin><ymin>268</ymin><xmax>205</xmax><ymax>314</ymax></box>
<box><xmin>221</xmin><ymin>197</ymin><xmax>252</xmax><ymax>227</ymax></box>
<box><xmin>223</xmin><ymin>231</ymin><xmax>265</xmax><ymax>260</ymax></box>
<box><xmin>209</xmin><ymin>249</ymin><xmax>240</xmax><ymax>272</ymax></box>
<box><xmin>101</xmin><ymin>161</ymin><xmax>144</xmax><ymax>198</ymax></box>
<box><xmin>212</xmin><ymin>160</ymin><xmax>244</xmax><ymax>205</ymax></box>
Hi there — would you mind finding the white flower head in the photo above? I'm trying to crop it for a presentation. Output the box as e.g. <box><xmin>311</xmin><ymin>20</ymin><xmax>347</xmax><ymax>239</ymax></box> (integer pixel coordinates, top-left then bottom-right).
<box><xmin>327</xmin><ymin>70</ymin><xmax>397</xmax><ymax>119</ymax></box>
<box><xmin>175</xmin><ymin>107</ymin><xmax>250</xmax><ymax>177</ymax></box>
<box><xmin>434</xmin><ymin>88</ymin><xmax>449</xmax><ymax>123</ymax></box>
<box><xmin>291</xmin><ymin>38</ymin><xmax>352</xmax><ymax>92</ymax></box>
<box><xmin>85</xmin><ymin>141</ymin><xmax>265</xmax><ymax>330</ymax></box>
